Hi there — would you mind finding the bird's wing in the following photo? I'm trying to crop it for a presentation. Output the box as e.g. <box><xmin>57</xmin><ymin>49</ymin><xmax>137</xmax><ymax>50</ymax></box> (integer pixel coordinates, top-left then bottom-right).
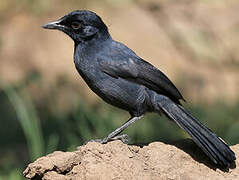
<box><xmin>98</xmin><ymin>48</ymin><xmax>184</xmax><ymax>105</ymax></box>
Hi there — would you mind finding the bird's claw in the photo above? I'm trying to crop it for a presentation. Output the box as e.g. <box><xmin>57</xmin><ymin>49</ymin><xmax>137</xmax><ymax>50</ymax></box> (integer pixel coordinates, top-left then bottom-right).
<box><xmin>85</xmin><ymin>134</ymin><xmax>130</xmax><ymax>144</ymax></box>
<box><xmin>110</xmin><ymin>134</ymin><xmax>130</xmax><ymax>144</ymax></box>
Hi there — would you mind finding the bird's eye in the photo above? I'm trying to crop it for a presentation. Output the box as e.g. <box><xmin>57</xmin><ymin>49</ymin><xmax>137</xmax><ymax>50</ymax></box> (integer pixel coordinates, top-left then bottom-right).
<box><xmin>71</xmin><ymin>22</ymin><xmax>81</xmax><ymax>30</ymax></box>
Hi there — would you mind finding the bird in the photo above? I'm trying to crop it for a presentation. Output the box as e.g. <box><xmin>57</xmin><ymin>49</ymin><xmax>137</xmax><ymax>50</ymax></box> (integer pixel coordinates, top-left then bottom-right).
<box><xmin>42</xmin><ymin>10</ymin><xmax>236</xmax><ymax>168</ymax></box>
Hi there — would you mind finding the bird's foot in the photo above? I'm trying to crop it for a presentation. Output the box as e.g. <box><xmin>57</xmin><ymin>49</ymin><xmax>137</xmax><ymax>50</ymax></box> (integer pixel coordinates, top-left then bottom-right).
<box><xmin>105</xmin><ymin>134</ymin><xmax>130</xmax><ymax>144</ymax></box>
<box><xmin>85</xmin><ymin>134</ymin><xmax>130</xmax><ymax>144</ymax></box>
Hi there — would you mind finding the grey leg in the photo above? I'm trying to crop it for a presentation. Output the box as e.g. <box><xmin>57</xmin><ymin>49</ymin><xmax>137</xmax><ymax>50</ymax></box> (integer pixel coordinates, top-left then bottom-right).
<box><xmin>88</xmin><ymin>116</ymin><xmax>143</xmax><ymax>144</ymax></box>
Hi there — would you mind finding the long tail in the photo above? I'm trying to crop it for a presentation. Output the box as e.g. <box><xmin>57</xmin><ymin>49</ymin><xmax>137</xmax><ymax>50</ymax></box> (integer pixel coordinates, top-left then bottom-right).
<box><xmin>155</xmin><ymin>95</ymin><xmax>236</xmax><ymax>168</ymax></box>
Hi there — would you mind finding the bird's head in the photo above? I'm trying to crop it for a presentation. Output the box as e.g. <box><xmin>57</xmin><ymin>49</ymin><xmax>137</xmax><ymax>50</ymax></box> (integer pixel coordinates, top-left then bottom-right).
<box><xmin>42</xmin><ymin>10</ymin><xmax>109</xmax><ymax>44</ymax></box>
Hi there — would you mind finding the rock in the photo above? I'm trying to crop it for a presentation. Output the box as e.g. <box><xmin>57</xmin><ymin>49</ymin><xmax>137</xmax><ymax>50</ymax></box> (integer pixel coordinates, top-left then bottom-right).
<box><xmin>23</xmin><ymin>140</ymin><xmax>239</xmax><ymax>180</ymax></box>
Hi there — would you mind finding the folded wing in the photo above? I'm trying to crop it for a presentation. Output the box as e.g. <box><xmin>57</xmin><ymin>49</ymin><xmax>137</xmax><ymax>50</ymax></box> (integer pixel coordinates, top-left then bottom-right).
<box><xmin>99</xmin><ymin>55</ymin><xmax>184</xmax><ymax>105</ymax></box>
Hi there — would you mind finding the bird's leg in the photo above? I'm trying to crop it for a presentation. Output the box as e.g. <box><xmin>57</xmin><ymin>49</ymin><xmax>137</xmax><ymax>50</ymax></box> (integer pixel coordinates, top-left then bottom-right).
<box><xmin>101</xmin><ymin>115</ymin><xmax>143</xmax><ymax>143</ymax></box>
<box><xmin>88</xmin><ymin>116</ymin><xmax>143</xmax><ymax>144</ymax></box>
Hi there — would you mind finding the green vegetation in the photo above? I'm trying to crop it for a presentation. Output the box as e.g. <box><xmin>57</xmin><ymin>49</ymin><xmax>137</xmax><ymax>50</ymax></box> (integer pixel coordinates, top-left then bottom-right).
<box><xmin>0</xmin><ymin>74</ymin><xmax>238</xmax><ymax>180</ymax></box>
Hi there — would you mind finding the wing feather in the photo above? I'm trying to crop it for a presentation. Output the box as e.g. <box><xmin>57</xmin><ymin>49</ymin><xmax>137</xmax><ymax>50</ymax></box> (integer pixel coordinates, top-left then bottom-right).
<box><xmin>98</xmin><ymin>41</ymin><xmax>185</xmax><ymax>105</ymax></box>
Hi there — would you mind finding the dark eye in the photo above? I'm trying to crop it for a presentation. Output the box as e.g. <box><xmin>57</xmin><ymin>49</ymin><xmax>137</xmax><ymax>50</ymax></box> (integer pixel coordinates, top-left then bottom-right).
<box><xmin>71</xmin><ymin>22</ymin><xmax>81</xmax><ymax>30</ymax></box>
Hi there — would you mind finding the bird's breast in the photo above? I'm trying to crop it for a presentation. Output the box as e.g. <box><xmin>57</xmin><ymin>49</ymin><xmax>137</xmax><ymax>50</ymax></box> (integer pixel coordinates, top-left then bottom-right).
<box><xmin>73</xmin><ymin>51</ymin><xmax>148</xmax><ymax>115</ymax></box>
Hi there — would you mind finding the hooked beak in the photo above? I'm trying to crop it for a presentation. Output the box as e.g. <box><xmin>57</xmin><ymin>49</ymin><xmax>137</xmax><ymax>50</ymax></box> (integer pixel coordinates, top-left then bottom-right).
<box><xmin>42</xmin><ymin>20</ymin><xmax>64</xmax><ymax>30</ymax></box>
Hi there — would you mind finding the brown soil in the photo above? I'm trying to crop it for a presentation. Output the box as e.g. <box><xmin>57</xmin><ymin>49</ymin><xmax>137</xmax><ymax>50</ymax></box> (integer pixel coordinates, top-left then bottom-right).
<box><xmin>23</xmin><ymin>140</ymin><xmax>238</xmax><ymax>180</ymax></box>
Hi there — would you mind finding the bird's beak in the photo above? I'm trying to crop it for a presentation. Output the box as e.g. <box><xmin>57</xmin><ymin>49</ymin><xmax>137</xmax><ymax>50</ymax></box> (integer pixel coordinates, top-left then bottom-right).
<box><xmin>42</xmin><ymin>20</ymin><xmax>64</xmax><ymax>30</ymax></box>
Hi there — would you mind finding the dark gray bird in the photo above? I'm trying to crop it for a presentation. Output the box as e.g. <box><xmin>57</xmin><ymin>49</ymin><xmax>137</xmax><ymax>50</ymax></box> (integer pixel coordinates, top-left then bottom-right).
<box><xmin>43</xmin><ymin>10</ymin><xmax>235</xmax><ymax>168</ymax></box>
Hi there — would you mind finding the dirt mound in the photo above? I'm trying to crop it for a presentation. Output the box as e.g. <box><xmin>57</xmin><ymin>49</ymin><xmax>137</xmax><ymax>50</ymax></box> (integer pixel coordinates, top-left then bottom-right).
<box><xmin>23</xmin><ymin>140</ymin><xmax>238</xmax><ymax>180</ymax></box>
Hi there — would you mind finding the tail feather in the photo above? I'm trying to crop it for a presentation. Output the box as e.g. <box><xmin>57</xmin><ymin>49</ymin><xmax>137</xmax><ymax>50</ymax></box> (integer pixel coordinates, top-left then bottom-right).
<box><xmin>157</xmin><ymin>96</ymin><xmax>236</xmax><ymax>168</ymax></box>
<box><xmin>179</xmin><ymin>106</ymin><xmax>235</xmax><ymax>162</ymax></box>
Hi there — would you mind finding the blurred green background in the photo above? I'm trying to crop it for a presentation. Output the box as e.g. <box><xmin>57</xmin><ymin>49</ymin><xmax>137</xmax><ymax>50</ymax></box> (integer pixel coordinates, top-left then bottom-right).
<box><xmin>0</xmin><ymin>0</ymin><xmax>239</xmax><ymax>179</ymax></box>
